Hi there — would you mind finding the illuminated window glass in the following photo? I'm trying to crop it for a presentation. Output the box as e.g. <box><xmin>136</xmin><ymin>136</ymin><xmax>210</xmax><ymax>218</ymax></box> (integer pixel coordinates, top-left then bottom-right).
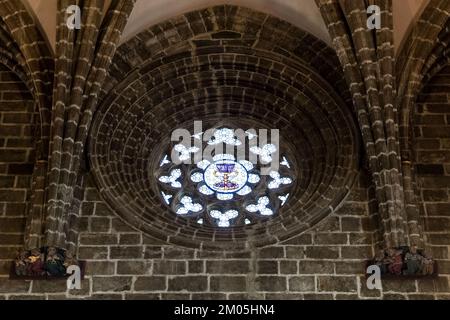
<box><xmin>156</xmin><ymin>126</ymin><xmax>295</xmax><ymax>228</ymax></box>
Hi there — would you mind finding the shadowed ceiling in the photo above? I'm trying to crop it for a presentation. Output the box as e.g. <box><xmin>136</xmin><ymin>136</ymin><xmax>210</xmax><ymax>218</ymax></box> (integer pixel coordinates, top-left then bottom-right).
<box><xmin>23</xmin><ymin>0</ymin><xmax>429</xmax><ymax>55</ymax></box>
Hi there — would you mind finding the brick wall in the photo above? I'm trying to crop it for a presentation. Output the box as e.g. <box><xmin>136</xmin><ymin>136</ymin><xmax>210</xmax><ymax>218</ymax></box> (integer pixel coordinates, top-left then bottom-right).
<box><xmin>0</xmin><ymin>168</ymin><xmax>440</xmax><ymax>300</ymax></box>
<box><xmin>415</xmin><ymin>65</ymin><xmax>450</xmax><ymax>295</ymax></box>
<box><xmin>0</xmin><ymin>55</ymin><xmax>450</xmax><ymax>302</ymax></box>
<box><xmin>65</xmin><ymin>170</ymin><xmax>447</xmax><ymax>300</ymax></box>
<box><xmin>0</xmin><ymin>69</ymin><xmax>449</xmax><ymax>299</ymax></box>
<box><xmin>1</xmin><ymin>62</ymin><xmax>450</xmax><ymax>300</ymax></box>
<box><xmin>68</xmin><ymin>172</ymin><xmax>378</xmax><ymax>300</ymax></box>
<box><xmin>0</xmin><ymin>64</ymin><xmax>36</xmax><ymax>293</ymax></box>
<box><xmin>0</xmin><ymin>169</ymin><xmax>376</xmax><ymax>300</ymax></box>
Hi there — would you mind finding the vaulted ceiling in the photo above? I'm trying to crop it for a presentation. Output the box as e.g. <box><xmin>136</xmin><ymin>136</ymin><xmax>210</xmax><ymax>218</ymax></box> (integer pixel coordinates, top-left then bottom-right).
<box><xmin>89</xmin><ymin>5</ymin><xmax>361</xmax><ymax>249</ymax></box>
<box><xmin>23</xmin><ymin>0</ymin><xmax>428</xmax><ymax>55</ymax></box>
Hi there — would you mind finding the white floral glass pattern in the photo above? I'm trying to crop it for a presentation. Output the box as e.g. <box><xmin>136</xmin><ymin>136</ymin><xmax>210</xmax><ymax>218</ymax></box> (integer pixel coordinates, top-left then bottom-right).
<box><xmin>268</xmin><ymin>171</ymin><xmax>292</xmax><ymax>189</ymax></box>
<box><xmin>159</xmin><ymin>169</ymin><xmax>182</xmax><ymax>188</ymax></box>
<box><xmin>174</xmin><ymin>144</ymin><xmax>200</xmax><ymax>161</ymax></box>
<box><xmin>208</xmin><ymin>128</ymin><xmax>242</xmax><ymax>146</ymax></box>
<box><xmin>156</xmin><ymin>127</ymin><xmax>294</xmax><ymax>227</ymax></box>
<box><xmin>250</xmin><ymin>144</ymin><xmax>277</xmax><ymax>163</ymax></box>
<box><xmin>210</xmin><ymin>210</ymin><xmax>239</xmax><ymax>227</ymax></box>
<box><xmin>176</xmin><ymin>196</ymin><xmax>203</xmax><ymax>215</ymax></box>
<box><xmin>246</xmin><ymin>196</ymin><xmax>274</xmax><ymax>216</ymax></box>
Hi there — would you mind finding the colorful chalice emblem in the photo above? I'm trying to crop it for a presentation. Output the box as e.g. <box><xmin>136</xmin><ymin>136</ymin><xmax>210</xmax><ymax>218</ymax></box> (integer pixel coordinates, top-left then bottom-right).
<box><xmin>214</xmin><ymin>163</ymin><xmax>239</xmax><ymax>191</ymax></box>
<box><xmin>204</xmin><ymin>160</ymin><xmax>248</xmax><ymax>194</ymax></box>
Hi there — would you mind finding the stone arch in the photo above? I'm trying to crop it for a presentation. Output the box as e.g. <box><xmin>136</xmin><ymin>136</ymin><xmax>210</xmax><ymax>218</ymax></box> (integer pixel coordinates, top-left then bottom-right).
<box><xmin>316</xmin><ymin>0</ymin><xmax>410</xmax><ymax>248</ymax></box>
<box><xmin>397</xmin><ymin>0</ymin><xmax>450</xmax><ymax>161</ymax></box>
<box><xmin>89</xmin><ymin>5</ymin><xmax>361</xmax><ymax>250</ymax></box>
<box><xmin>0</xmin><ymin>1</ymin><xmax>53</xmax><ymax>160</ymax></box>
<box><xmin>0</xmin><ymin>9</ymin><xmax>52</xmax><ymax>249</ymax></box>
<box><xmin>396</xmin><ymin>0</ymin><xmax>450</xmax><ymax>246</ymax></box>
<box><xmin>0</xmin><ymin>60</ymin><xmax>40</xmax><ymax>252</ymax></box>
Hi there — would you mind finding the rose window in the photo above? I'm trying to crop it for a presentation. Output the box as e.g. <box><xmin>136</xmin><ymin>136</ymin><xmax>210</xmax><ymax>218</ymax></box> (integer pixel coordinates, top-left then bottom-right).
<box><xmin>155</xmin><ymin>127</ymin><xmax>295</xmax><ymax>228</ymax></box>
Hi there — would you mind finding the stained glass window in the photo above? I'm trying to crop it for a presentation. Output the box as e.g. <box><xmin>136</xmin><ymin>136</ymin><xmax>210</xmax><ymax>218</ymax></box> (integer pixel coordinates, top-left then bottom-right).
<box><xmin>156</xmin><ymin>126</ymin><xmax>295</xmax><ymax>228</ymax></box>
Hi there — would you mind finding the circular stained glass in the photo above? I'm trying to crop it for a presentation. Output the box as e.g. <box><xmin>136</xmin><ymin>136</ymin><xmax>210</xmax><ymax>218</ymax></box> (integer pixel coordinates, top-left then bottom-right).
<box><xmin>155</xmin><ymin>126</ymin><xmax>295</xmax><ymax>228</ymax></box>
<box><xmin>203</xmin><ymin>160</ymin><xmax>248</xmax><ymax>194</ymax></box>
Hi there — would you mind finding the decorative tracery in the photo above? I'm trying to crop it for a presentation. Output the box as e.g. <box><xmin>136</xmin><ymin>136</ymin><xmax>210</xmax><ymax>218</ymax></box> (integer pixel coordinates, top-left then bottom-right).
<box><xmin>156</xmin><ymin>127</ymin><xmax>295</xmax><ymax>228</ymax></box>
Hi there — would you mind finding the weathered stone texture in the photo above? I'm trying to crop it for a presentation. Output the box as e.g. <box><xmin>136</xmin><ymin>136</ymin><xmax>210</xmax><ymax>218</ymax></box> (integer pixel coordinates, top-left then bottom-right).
<box><xmin>0</xmin><ymin>65</ymin><xmax>36</xmax><ymax>281</ymax></box>
<box><xmin>0</xmin><ymin>1</ymin><xmax>450</xmax><ymax>301</ymax></box>
<box><xmin>90</xmin><ymin>4</ymin><xmax>360</xmax><ymax>251</ymax></box>
<box><xmin>415</xmin><ymin>66</ymin><xmax>450</xmax><ymax>280</ymax></box>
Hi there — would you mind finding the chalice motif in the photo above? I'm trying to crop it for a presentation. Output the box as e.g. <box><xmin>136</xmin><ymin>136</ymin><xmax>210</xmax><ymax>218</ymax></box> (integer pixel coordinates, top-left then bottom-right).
<box><xmin>157</xmin><ymin>127</ymin><xmax>295</xmax><ymax>228</ymax></box>
<box><xmin>203</xmin><ymin>159</ymin><xmax>249</xmax><ymax>195</ymax></box>
<box><xmin>213</xmin><ymin>163</ymin><xmax>239</xmax><ymax>192</ymax></box>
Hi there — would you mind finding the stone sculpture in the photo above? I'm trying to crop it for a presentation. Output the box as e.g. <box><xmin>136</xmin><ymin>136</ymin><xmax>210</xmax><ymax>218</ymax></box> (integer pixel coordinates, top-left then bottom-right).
<box><xmin>369</xmin><ymin>246</ymin><xmax>436</xmax><ymax>277</ymax></box>
<box><xmin>13</xmin><ymin>247</ymin><xmax>79</xmax><ymax>278</ymax></box>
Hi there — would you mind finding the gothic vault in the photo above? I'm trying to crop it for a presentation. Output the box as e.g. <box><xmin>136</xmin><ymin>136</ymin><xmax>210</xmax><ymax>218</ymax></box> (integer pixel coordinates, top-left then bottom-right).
<box><xmin>0</xmin><ymin>0</ymin><xmax>450</xmax><ymax>300</ymax></box>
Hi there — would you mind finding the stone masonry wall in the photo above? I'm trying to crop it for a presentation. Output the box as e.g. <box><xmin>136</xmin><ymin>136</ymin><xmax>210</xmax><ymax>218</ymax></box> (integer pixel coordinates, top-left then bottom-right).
<box><xmin>414</xmin><ymin>65</ymin><xmax>450</xmax><ymax>295</ymax></box>
<box><xmin>1</xmin><ymin>62</ymin><xmax>450</xmax><ymax>300</ymax></box>
<box><xmin>0</xmin><ymin>167</ymin><xmax>446</xmax><ymax>300</ymax></box>
<box><xmin>0</xmin><ymin>64</ymin><xmax>36</xmax><ymax>296</ymax></box>
<box><xmin>1</xmin><ymin>169</ymin><xmax>381</xmax><ymax>300</ymax></box>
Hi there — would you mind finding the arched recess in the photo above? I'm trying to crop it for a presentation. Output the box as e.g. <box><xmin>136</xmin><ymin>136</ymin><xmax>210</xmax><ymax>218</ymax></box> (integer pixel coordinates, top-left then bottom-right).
<box><xmin>396</xmin><ymin>0</ymin><xmax>450</xmax><ymax>246</ymax></box>
<box><xmin>0</xmin><ymin>1</ymin><xmax>54</xmax><ymax>249</ymax></box>
<box><xmin>89</xmin><ymin>5</ymin><xmax>361</xmax><ymax>250</ymax></box>
<box><xmin>412</xmin><ymin>65</ymin><xmax>450</xmax><ymax>254</ymax></box>
<box><xmin>0</xmin><ymin>60</ymin><xmax>39</xmax><ymax>253</ymax></box>
<box><xmin>0</xmin><ymin>1</ymin><xmax>53</xmax><ymax>159</ymax></box>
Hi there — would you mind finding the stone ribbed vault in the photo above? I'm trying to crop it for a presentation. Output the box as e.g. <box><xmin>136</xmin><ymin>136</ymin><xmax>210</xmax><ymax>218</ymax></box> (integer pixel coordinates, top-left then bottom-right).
<box><xmin>89</xmin><ymin>5</ymin><xmax>360</xmax><ymax>250</ymax></box>
<box><xmin>317</xmin><ymin>0</ymin><xmax>411</xmax><ymax>248</ymax></box>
